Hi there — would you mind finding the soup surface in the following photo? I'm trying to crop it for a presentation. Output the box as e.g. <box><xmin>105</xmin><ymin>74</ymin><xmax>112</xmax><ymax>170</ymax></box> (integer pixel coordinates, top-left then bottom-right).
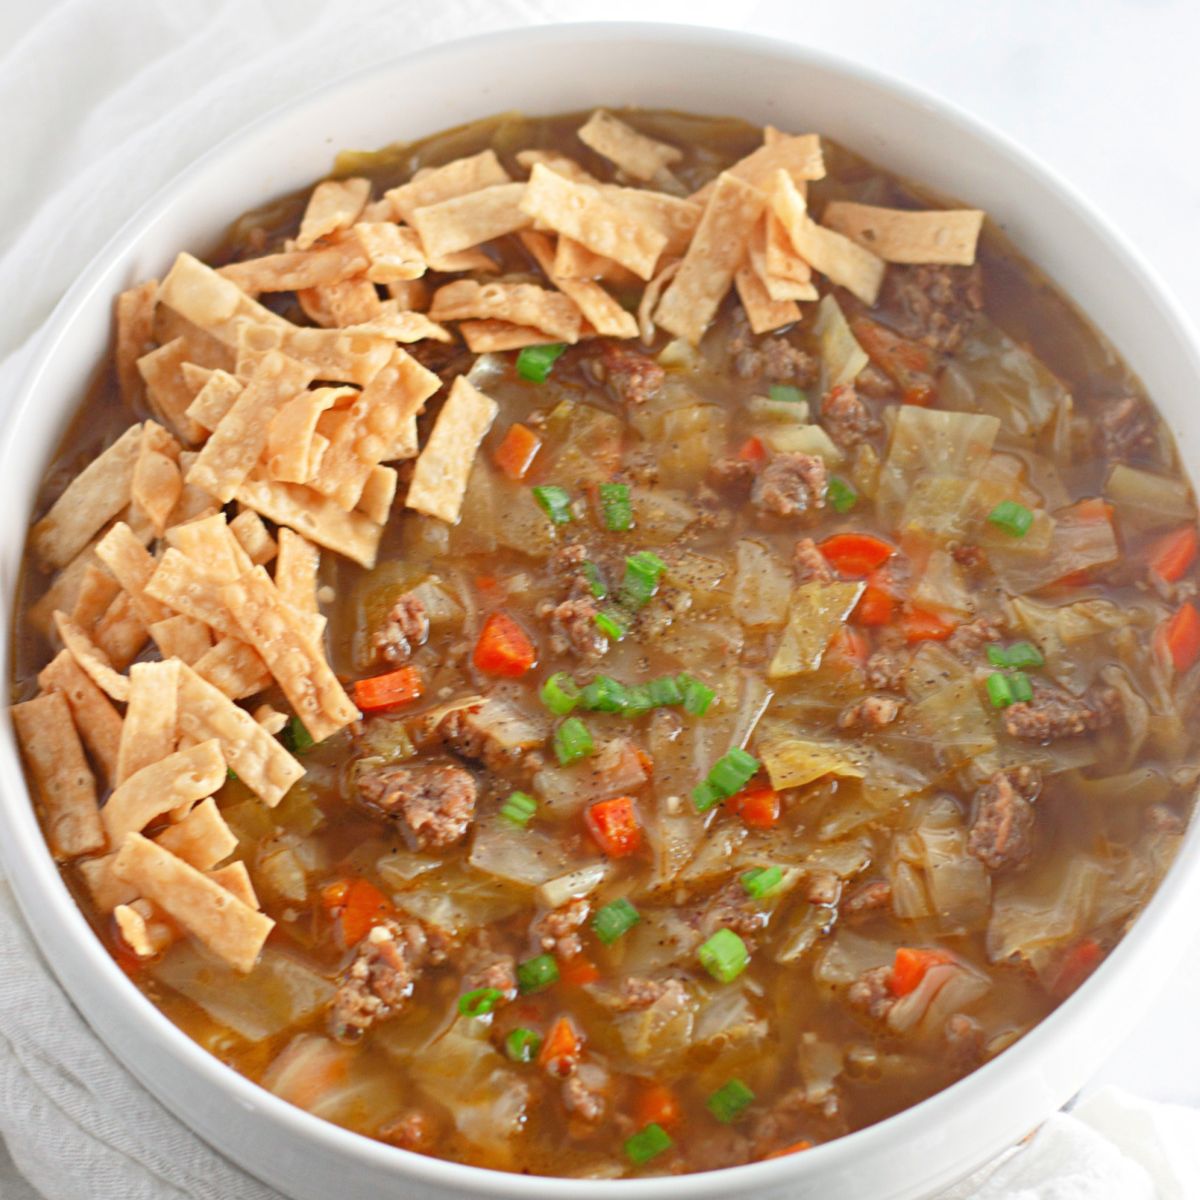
<box><xmin>11</xmin><ymin>108</ymin><xmax>1200</xmax><ymax>1179</ymax></box>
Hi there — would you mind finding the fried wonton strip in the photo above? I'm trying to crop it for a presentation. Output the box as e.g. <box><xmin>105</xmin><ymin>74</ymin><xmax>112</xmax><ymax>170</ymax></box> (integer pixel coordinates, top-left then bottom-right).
<box><xmin>577</xmin><ymin>110</ymin><xmax>683</xmax><ymax>183</ymax></box>
<box><xmin>175</xmin><ymin>662</ymin><xmax>303</xmax><ymax>806</ymax></box>
<box><xmin>515</xmin><ymin>149</ymin><xmax>602</xmax><ymax>186</ymax></box>
<box><xmin>458</xmin><ymin>320</ymin><xmax>561</xmax><ymax>353</ymax></box>
<box><xmin>148</xmin><ymin>614</ymin><xmax>213</xmax><ymax>665</ymax></box>
<box><xmin>208</xmin><ymin>860</ymin><xmax>260</xmax><ymax>910</ymax></box>
<box><xmin>92</xmin><ymin>591</ymin><xmax>149</xmax><ymax>672</ymax></box>
<box><xmin>158</xmin><ymin>253</ymin><xmax>393</xmax><ymax>386</ymax></box>
<box><xmin>155</xmin><ymin>797</ymin><xmax>236</xmax><ymax>870</ymax></box>
<box><xmin>429</xmin><ymin>279</ymin><xmax>583</xmax><ymax>343</ymax></box>
<box><xmin>266</xmin><ymin>386</ymin><xmax>349</xmax><ymax>484</ymax></box>
<box><xmin>234</xmin><ymin>472</ymin><xmax>382</xmax><ymax>569</ymax></box>
<box><xmin>94</xmin><ymin>521</ymin><xmax>169</xmax><ymax>626</ymax></box>
<box><xmin>11</xmin><ymin>692</ymin><xmax>106</xmax><ymax>859</ymax></box>
<box><xmin>229</xmin><ymin>508</ymin><xmax>277</xmax><ymax>566</ymax></box>
<box><xmin>53</xmin><ymin>611</ymin><xmax>130</xmax><ymax>702</ymax></box>
<box><xmin>410</xmin><ymin>183</ymin><xmax>532</xmax><ymax>260</ymax></box>
<box><xmin>357</xmin><ymin>466</ymin><xmax>397</xmax><ymax>526</ymax></box>
<box><xmin>296</xmin><ymin>177</ymin><xmax>371</xmax><ymax>249</ymax></box>
<box><xmin>425</xmin><ymin>246</ymin><xmax>499</xmax><ymax>274</ymax></box>
<box><xmin>112</xmin><ymin>833</ymin><xmax>273</xmax><ymax>973</ymax></box>
<box><xmin>132</xmin><ymin>422</ymin><xmax>183</xmax><ymax>537</ymax></box>
<box><xmin>346</xmin><ymin>223</ymin><xmax>426</xmax><ymax>283</ymax></box>
<box><xmin>103</xmin><ymin>740</ymin><xmax>225</xmax><ymax>843</ymax></box>
<box><xmin>185</xmin><ymin>369</ymin><xmax>243</xmax><ymax>433</ymax></box>
<box><xmin>691</xmin><ymin>132</ymin><xmax>825</xmax><ymax>204</ymax></box>
<box><xmin>71</xmin><ymin>564</ymin><xmax>122</xmax><ymax>632</ymax></box>
<box><xmin>155</xmin><ymin>306</ymin><xmax>237</xmax><ymax>372</ymax></box>
<box><xmin>602</xmin><ymin>187</ymin><xmax>701</xmax><ymax>258</ymax></box>
<box><xmin>144</xmin><ymin>549</ymin><xmax>240</xmax><ymax>638</ymax></box>
<box><xmin>254</xmin><ymin>704</ymin><xmax>290</xmax><ymax>736</ymax></box>
<box><xmin>821</xmin><ymin>201</ymin><xmax>985</xmax><ymax>265</ymax></box>
<box><xmin>735</xmin><ymin>265</ymin><xmax>801</xmax><ymax>334</ymax></box>
<box><xmin>37</xmin><ymin>651</ymin><xmax>123</xmax><ymax>786</ymax></box>
<box><xmin>747</xmin><ymin>219</ymin><xmax>818</xmax><ymax>303</ymax></box>
<box><xmin>137</xmin><ymin>339</ymin><xmax>207</xmax><ymax>445</ymax></box>
<box><xmin>765</xmin><ymin>211</ymin><xmax>815</xmax><ymax>284</ymax></box>
<box><xmin>637</xmin><ymin>259</ymin><xmax>680</xmax><ymax>345</ymax></box>
<box><xmin>114</xmin><ymin>901</ymin><xmax>176</xmax><ymax>958</ymax></box>
<box><xmin>78</xmin><ymin>854</ymin><xmax>136</xmax><ymax>911</ymax></box>
<box><xmin>342</xmin><ymin>302</ymin><xmax>452</xmax><ymax>344</ymax></box>
<box><xmin>218</xmin><ymin>241</ymin><xmax>369</xmax><ymax>296</ymax></box>
<box><xmin>115</xmin><ymin>280</ymin><xmax>158</xmax><ymax>406</ymax></box>
<box><xmin>406</xmin><ymin>375</ymin><xmax>498</xmax><ymax>523</ymax></box>
<box><xmin>116</xmin><ymin>660</ymin><xmax>180</xmax><ymax>784</ymax></box>
<box><xmin>770</xmin><ymin>171</ymin><xmax>886</xmax><ymax>306</ymax></box>
<box><xmin>520</xmin><ymin>164</ymin><xmax>667</xmax><ymax>281</ymax></box>
<box><xmin>386</xmin><ymin>279</ymin><xmax>430</xmax><ymax>311</ymax></box>
<box><xmin>385</xmin><ymin>150</ymin><xmax>511</xmax><ymax>223</ymax></box>
<box><xmin>187</xmin><ymin>350</ymin><xmax>316</xmax><ymax>503</ymax></box>
<box><xmin>551</xmin><ymin>237</ymin><xmax>639</xmax><ymax>287</ymax></box>
<box><xmin>193</xmin><ymin>636</ymin><xmax>273</xmax><ymax>701</ymax></box>
<box><xmin>654</xmin><ymin>172</ymin><xmax>766</xmax><ymax>345</ymax></box>
<box><xmin>296</xmin><ymin>278</ymin><xmax>383</xmax><ymax>329</ymax></box>
<box><xmin>31</xmin><ymin>425</ymin><xmax>143</xmax><ymax>570</ymax></box>
<box><xmin>519</xmin><ymin>231</ymin><xmax>637</xmax><ymax>339</ymax></box>
<box><xmin>274</xmin><ymin>529</ymin><xmax>320</xmax><ymax>615</ymax></box>
<box><xmin>167</xmin><ymin>510</ymin><xmax>252</xmax><ymax>578</ymax></box>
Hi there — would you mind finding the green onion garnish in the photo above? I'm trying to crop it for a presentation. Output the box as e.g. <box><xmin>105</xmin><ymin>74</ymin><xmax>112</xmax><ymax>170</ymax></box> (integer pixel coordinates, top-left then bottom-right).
<box><xmin>623</xmin><ymin>684</ymin><xmax>654</xmax><ymax>716</ymax></box>
<box><xmin>505</xmin><ymin>1027</ymin><xmax>542</xmax><ymax>1062</ymax></box>
<box><xmin>618</xmin><ymin>551</ymin><xmax>667</xmax><ymax>609</ymax></box>
<box><xmin>827</xmin><ymin>476</ymin><xmax>858</xmax><ymax>514</ymax></box>
<box><xmin>532</xmin><ymin>485</ymin><xmax>573</xmax><ymax>525</ymax></box>
<box><xmin>768</xmin><ymin>384</ymin><xmax>807</xmax><ymax>405</ymax></box>
<box><xmin>516</xmin><ymin>342</ymin><xmax>567</xmax><ymax>383</ymax></box>
<box><xmin>581</xmin><ymin>560</ymin><xmax>608</xmax><ymax>599</ymax></box>
<box><xmin>692</xmin><ymin>779</ymin><xmax>723</xmax><ymax>813</ymax></box>
<box><xmin>599</xmin><ymin>483</ymin><xmax>633</xmax><ymax>532</ymax></box>
<box><xmin>986</xmin><ymin>644</ymin><xmax>1009</xmax><ymax>667</ymax></box>
<box><xmin>692</xmin><ymin>746</ymin><xmax>760</xmax><ymax>811</ymax></box>
<box><xmin>580</xmin><ymin>674</ymin><xmax>630</xmax><ymax>713</ymax></box>
<box><xmin>282</xmin><ymin>716</ymin><xmax>315</xmax><ymax>753</ymax></box>
<box><xmin>540</xmin><ymin>671</ymin><xmax>580</xmax><ymax>715</ymax></box>
<box><xmin>625</xmin><ymin>1123</ymin><xmax>673</xmax><ymax>1166</ymax></box>
<box><xmin>678</xmin><ymin>673</ymin><xmax>715</xmax><ymax>716</ymax></box>
<box><xmin>594</xmin><ymin>609</ymin><xmax>628</xmax><ymax>642</ymax></box>
<box><xmin>553</xmin><ymin>717</ymin><xmax>595</xmax><ymax>765</ymax></box>
<box><xmin>458</xmin><ymin>987</ymin><xmax>505</xmax><ymax>1017</ymax></box>
<box><xmin>1010</xmin><ymin>671</ymin><xmax>1034</xmax><ymax>703</ymax></box>
<box><xmin>741</xmin><ymin>865</ymin><xmax>784</xmax><ymax>899</ymax></box>
<box><xmin>706</xmin><ymin>1078</ymin><xmax>756</xmax><ymax>1123</ymax></box>
<box><xmin>647</xmin><ymin>675</ymin><xmax>684</xmax><ymax>707</ymax></box>
<box><xmin>226</xmin><ymin>767</ymin><xmax>239</xmax><ymax>783</ymax></box>
<box><xmin>516</xmin><ymin>953</ymin><xmax>560</xmax><ymax>993</ymax></box>
<box><xmin>698</xmin><ymin>928</ymin><xmax>750</xmax><ymax>983</ymax></box>
<box><xmin>986</xmin><ymin>672</ymin><xmax>1014</xmax><ymax>708</ymax></box>
<box><xmin>1004</xmin><ymin>641</ymin><xmax>1045</xmax><ymax>669</ymax></box>
<box><xmin>987</xmin><ymin>499</ymin><xmax>1034</xmax><ymax>538</ymax></box>
<box><xmin>592</xmin><ymin>897</ymin><xmax>640</xmax><ymax>945</ymax></box>
<box><xmin>500</xmin><ymin>790</ymin><xmax>537</xmax><ymax>827</ymax></box>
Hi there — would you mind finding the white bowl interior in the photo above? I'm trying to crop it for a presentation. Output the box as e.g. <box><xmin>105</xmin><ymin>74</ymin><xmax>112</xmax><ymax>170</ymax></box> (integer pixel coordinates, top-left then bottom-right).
<box><xmin>2</xmin><ymin>21</ymin><xmax>1200</xmax><ymax>1200</ymax></box>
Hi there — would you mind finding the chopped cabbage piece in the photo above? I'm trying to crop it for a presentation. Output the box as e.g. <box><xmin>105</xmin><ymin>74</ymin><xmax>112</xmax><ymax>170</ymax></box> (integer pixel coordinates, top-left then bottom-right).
<box><xmin>769</xmin><ymin>581</ymin><xmax>864</xmax><ymax>677</ymax></box>
<box><xmin>814</xmin><ymin>294</ymin><xmax>868</xmax><ymax>391</ymax></box>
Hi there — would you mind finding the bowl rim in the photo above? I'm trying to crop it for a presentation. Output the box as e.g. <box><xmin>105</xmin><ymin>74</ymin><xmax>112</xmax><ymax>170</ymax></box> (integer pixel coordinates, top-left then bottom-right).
<box><xmin>3</xmin><ymin>18</ymin><xmax>1200</xmax><ymax>1199</ymax></box>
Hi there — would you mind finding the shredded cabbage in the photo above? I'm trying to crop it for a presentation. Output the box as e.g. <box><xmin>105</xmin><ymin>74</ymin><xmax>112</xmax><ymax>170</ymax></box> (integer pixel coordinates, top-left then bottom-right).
<box><xmin>1105</xmin><ymin>464</ymin><xmax>1195</xmax><ymax>533</ymax></box>
<box><xmin>760</xmin><ymin>736</ymin><xmax>866</xmax><ymax>791</ymax></box>
<box><xmin>814</xmin><ymin>294</ymin><xmax>868</xmax><ymax>391</ymax></box>
<box><xmin>769</xmin><ymin>581</ymin><xmax>864</xmax><ymax>677</ymax></box>
<box><xmin>761</xmin><ymin>422</ymin><xmax>845</xmax><ymax>465</ymax></box>
<box><xmin>468</xmin><ymin>820</ymin><xmax>581</xmax><ymax>885</ymax></box>
<box><xmin>733</xmin><ymin>539</ymin><xmax>792</xmax><ymax>628</ymax></box>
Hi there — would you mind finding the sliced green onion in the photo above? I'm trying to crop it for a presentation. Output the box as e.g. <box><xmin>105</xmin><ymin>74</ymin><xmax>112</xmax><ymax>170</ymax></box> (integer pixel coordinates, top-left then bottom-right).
<box><xmin>623</xmin><ymin>684</ymin><xmax>654</xmax><ymax>716</ymax></box>
<box><xmin>618</xmin><ymin>551</ymin><xmax>667</xmax><ymax>610</ymax></box>
<box><xmin>540</xmin><ymin>671</ymin><xmax>580</xmax><ymax>716</ymax></box>
<box><xmin>581</xmin><ymin>560</ymin><xmax>608</xmax><ymax>599</ymax></box>
<box><xmin>226</xmin><ymin>767</ymin><xmax>239</xmax><ymax>783</ymax></box>
<box><xmin>594</xmin><ymin>609</ymin><xmax>628</xmax><ymax>642</ymax></box>
<box><xmin>987</xmin><ymin>499</ymin><xmax>1034</xmax><ymax>538</ymax></box>
<box><xmin>698</xmin><ymin>928</ymin><xmax>750</xmax><ymax>983</ymax></box>
<box><xmin>516</xmin><ymin>953</ymin><xmax>560</xmax><ymax>994</ymax></box>
<box><xmin>707</xmin><ymin>747</ymin><xmax>760</xmax><ymax>797</ymax></box>
<box><xmin>986</xmin><ymin>644</ymin><xmax>1010</xmax><ymax>667</ymax></box>
<box><xmin>580</xmin><ymin>674</ymin><xmax>630</xmax><ymax>713</ymax></box>
<box><xmin>505</xmin><ymin>1027</ymin><xmax>542</xmax><ymax>1062</ymax></box>
<box><xmin>647</xmin><ymin>675</ymin><xmax>684</xmax><ymax>707</ymax></box>
<box><xmin>692</xmin><ymin>779</ymin><xmax>724</xmax><ymax>814</ymax></box>
<box><xmin>768</xmin><ymin>384</ymin><xmax>807</xmax><ymax>405</ymax></box>
<box><xmin>500</xmin><ymin>790</ymin><xmax>537</xmax><ymax>827</ymax></box>
<box><xmin>827</xmin><ymin>476</ymin><xmax>858</xmax><ymax>514</ymax></box>
<box><xmin>599</xmin><ymin>482</ymin><xmax>633</xmax><ymax>532</ymax></box>
<box><xmin>678</xmin><ymin>673</ymin><xmax>715</xmax><ymax>716</ymax></box>
<box><xmin>282</xmin><ymin>716</ymin><xmax>315</xmax><ymax>753</ymax></box>
<box><xmin>516</xmin><ymin>342</ymin><xmax>567</xmax><ymax>382</ymax></box>
<box><xmin>553</xmin><ymin>717</ymin><xmax>595</xmax><ymax>765</ymax></box>
<box><xmin>532</xmin><ymin>485</ymin><xmax>573</xmax><ymax>525</ymax></box>
<box><xmin>1010</xmin><ymin>671</ymin><xmax>1034</xmax><ymax>703</ymax></box>
<box><xmin>706</xmin><ymin>1078</ymin><xmax>756</xmax><ymax>1123</ymax></box>
<box><xmin>741</xmin><ymin>865</ymin><xmax>784</xmax><ymax>899</ymax></box>
<box><xmin>1005</xmin><ymin>641</ymin><xmax>1045</xmax><ymax>669</ymax></box>
<box><xmin>625</xmin><ymin>1123</ymin><xmax>673</xmax><ymax>1166</ymax></box>
<box><xmin>986</xmin><ymin>672</ymin><xmax>1014</xmax><ymax>708</ymax></box>
<box><xmin>592</xmin><ymin>897</ymin><xmax>640</xmax><ymax>944</ymax></box>
<box><xmin>458</xmin><ymin>987</ymin><xmax>505</xmax><ymax>1017</ymax></box>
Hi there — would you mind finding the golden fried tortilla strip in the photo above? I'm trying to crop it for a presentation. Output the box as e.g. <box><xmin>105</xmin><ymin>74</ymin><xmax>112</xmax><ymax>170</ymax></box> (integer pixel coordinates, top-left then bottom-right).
<box><xmin>103</xmin><ymin>740</ymin><xmax>226</xmax><ymax>844</ymax></box>
<box><xmin>36</xmin><ymin>651</ymin><xmax>123</xmax><ymax>788</ymax></box>
<box><xmin>116</xmin><ymin>660</ymin><xmax>179</xmax><ymax>784</ymax></box>
<box><xmin>115</xmin><ymin>280</ymin><xmax>158</xmax><ymax>406</ymax></box>
<box><xmin>296</xmin><ymin>177</ymin><xmax>371</xmax><ymax>249</ymax></box>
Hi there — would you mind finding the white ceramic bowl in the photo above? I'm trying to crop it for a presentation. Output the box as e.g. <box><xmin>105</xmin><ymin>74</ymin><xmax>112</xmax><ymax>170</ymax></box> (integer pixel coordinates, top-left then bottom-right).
<box><xmin>3</xmin><ymin>20</ymin><xmax>1199</xmax><ymax>1200</ymax></box>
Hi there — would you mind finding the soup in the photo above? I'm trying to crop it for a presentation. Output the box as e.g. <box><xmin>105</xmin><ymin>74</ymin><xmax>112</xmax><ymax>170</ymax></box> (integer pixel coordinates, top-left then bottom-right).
<box><xmin>10</xmin><ymin>107</ymin><xmax>1199</xmax><ymax>1178</ymax></box>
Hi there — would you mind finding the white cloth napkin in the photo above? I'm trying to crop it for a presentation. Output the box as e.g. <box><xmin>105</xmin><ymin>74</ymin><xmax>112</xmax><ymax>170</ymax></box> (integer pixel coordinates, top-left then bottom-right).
<box><xmin>3</xmin><ymin>2</ymin><xmax>1200</xmax><ymax>1197</ymax></box>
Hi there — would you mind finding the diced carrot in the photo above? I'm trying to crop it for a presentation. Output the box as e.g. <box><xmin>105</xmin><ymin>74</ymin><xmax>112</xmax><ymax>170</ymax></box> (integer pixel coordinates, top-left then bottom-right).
<box><xmin>901</xmin><ymin>384</ymin><xmax>936</xmax><ymax>407</ymax></box>
<box><xmin>853</xmin><ymin>584</ymin><xmax>895</xmax><ymax>627</ymax></box>
<box><xmin>1048</xmin><ymin>937</ymin><xmax>1104</xmax><ymax>1000</ymax></box>
<box><xmin>538</xmin><ymin>1015</ymin><xmax>583</xmax><ymax>1076</ymax></box>
<box><xmin>818</xmin><ymin>533</ymin><xmax>894</xmax><ymax>577</ymax></box>
<box><xmin>764</xmin><ymin>1140</ymin><xmax>813</xmax><ymax>1160</ymax></box>
<box><xmin>635</xmin><ymin>1082</ymin><xmax>683</xmax><ymax>1130</ymax></box>
<box><xmin>634</xmin><ymin>747</ymin><xmax>655</xmax><ymax>777</ymax></box>
<box><xmin>901</xmin><ymin>606</ymin><xmax>956</xmax><ymax>644</ymax></box>
<box><xmin>728</xmin><ymin>784</ymin><xmax>780</xmax><ymax>829</ymax></box>
<box><xmin>1070</xmin><ymin>497</ymin><xmax>1115</xmax><ymax>523</ymax></box>
<box><xmin>558</xmin><ymin>954</ymin><xmax>601</xmax><ymax>988</ymax></box>
<box><xmin>493</xmin><ymin>422</ymin><xmax>542</xmax><ymax>480</ymax></box>
<box><xmin>737</xmin><ymin>436</ymin><xmax>767</xmax><ymax>463</ymax></box>
<box><xmin>475</xmin><ymin>574</ymin><xmax>499</xmax><ymax>592</ymax></box>
<box><xmin>889</xmin><ymin>947</ymin><xmax>951</xmax><ymax>997</ymax></box>
<box><xmin>473</xmin><ymin>612</ymin><xmax>537</xmax><ymax>678</ymax></box>
<box><xmin>1157</xmin><ymin>601</ymin><xmax>1200</xmax><ymax>673</ymax></box>
<box><xmin>584</xmin><ymin>795</ymin><xmax>642</xmax><ymax>858</ymax></box>
<box><xmin>1051</xmin><ymin>569</ymin><xmax>1092</xmax><ymax>590</ymax></box>
<box><xmin>321</xmin><ymin>877</ymin><xmax>394</xmax><ymax>947</ymax></box>
<box><xmin>1149</xmin><ymin>526</ymin><xmax>1199</xmax><ymax>584</ymax></box>
<box><xmin>826</xmin><ymin>625</ymin><xmax>870</xmax><ymax>669</ymax></box>
<box><xmin>352</xmin><ymin>665</ymin><xmax>424</xmax><ymax>712</ymax></box>
<box><xmin>849</xmin><ymin>316</ymin><xmax>937</xmax><ymax>405</ymax></box>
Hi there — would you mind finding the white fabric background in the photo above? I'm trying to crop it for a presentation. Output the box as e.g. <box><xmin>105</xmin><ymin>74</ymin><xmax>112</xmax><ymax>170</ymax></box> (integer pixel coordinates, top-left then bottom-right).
<box><xmin>2</xmin><ymin>1</ymin><xmax>1200</xmax><ymax>1196</ymax></box>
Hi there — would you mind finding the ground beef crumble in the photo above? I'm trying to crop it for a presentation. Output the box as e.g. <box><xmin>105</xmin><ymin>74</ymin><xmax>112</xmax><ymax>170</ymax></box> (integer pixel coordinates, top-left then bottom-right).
<box><xmin>593</xmin><ymin>341</ymin><xmax>664</xmax><ymax>406</ymax></box>
<box><xmin>1002</xmin><ymin>680</ymin><xmax>1120</xmax><ymax>742</ymax></box>
<box><xmin>884</xmin><ymin>262</ymin><xmax>983</xmax><ymax>353</ymax></box>
<box><xmin>729</xmin><ymin>309</ymin><xmax>818</xmax><ymax>384</ymax></box>
<box><xmin>355</xmin><ymin>762</ymin><xmax>477</xmax><ymax>849</ymax></box>
<box><xmin>820</xmin><ymin>383</ymin><xmax>880</xmax><ymax>448</ymax></box>
<box><xmin>967</xmin><ymin>765</ymin><xmax>1041</xmax><ymax>871</ymax></box>
<box><xmin>370</xmin><ymin>593</ymin><xmax>428</xmax><ymax>665</ymax></box>
<box><xmin>837</xmin><ymin>694</ymin><xmax>902</xmax><ymax>730</ymax></box>
<box><xmin>794</xmin><ymin>536</ymin><xmax>834</xmax><ymax>583</ymax></box>
<box><xmin>751</xmin><ymin>452</ymin><xmax>827</xmax><ymax>518</ymax></box>
<box><xmin>1098</xmin><ymin>395</ymin><xmax>1158</xmax><ymax>464</ymax></box>
<box><xmin>531</xmin><ymin>898</ymin><xmax>590</xmax><ymax>960</ymax></box>
<box><xmin>846</xmin><ymin>965</ymin><xmax>896</xmax><ymax>1022</ymax></box>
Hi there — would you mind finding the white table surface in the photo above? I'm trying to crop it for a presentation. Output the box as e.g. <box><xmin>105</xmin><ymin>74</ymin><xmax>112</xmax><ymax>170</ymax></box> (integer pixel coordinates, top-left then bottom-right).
<box><xmin>2</xmin><ymin>0</ymin><xmax>1199</xmax><ymax>1193</ymax></box>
